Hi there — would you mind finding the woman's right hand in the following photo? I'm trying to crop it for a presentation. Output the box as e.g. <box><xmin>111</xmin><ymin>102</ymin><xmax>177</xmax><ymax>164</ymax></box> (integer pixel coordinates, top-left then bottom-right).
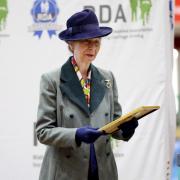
<box><xmin>75</xmin><ymin>126</ymin><xmax>103</xmax><ymax>145</ymax></box>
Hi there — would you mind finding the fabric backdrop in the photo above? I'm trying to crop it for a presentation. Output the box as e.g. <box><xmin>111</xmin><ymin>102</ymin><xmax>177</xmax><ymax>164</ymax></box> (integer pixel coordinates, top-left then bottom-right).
<box><xmin>0</xmin><ymin>0</ymin><xmax>176</xmax><ymax>179</ymax></box>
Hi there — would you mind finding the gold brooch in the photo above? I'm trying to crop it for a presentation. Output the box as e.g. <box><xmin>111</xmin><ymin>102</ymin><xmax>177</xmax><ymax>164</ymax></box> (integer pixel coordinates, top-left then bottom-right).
<box><xmin>105</xmin><ymin>80</ymin><xmax>112</xmax><ymax>88</ymax></box>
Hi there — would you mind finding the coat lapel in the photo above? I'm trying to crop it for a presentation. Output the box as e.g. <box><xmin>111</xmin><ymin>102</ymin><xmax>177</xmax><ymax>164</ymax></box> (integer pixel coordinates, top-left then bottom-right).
<box><xmin>59</xmin><ymin>57</ymin><xmax>90</xmax><ymax>116</ymax></box>
<box><xmin>59</xmin><ymin>57</ymin><xmax>106</xmax><ymax>116</ymax></box>
<box><xmin>90</xmin><ymin>64</ymin><xmax>106</xmax><ymax>114</ymax></box>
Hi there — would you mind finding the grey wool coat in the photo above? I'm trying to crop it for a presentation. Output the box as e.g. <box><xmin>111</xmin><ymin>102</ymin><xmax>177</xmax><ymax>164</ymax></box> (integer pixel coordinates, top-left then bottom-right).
<box><xmin>36</xmin><ymin>57</ymin><xmax>127</xmax><ymax>180</ymax></box>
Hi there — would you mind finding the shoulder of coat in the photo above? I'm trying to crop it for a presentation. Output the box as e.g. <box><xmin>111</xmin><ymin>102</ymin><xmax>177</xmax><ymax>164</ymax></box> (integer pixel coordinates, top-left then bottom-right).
<box><xmin>41</xmin><ymin>67</ymin><xmax>61</xmax><ymax>85</ymax></box>
<box><xmin>95</xmin><ymin>66</ymin><xmax>112</xmax><ymax>80</ymax></box>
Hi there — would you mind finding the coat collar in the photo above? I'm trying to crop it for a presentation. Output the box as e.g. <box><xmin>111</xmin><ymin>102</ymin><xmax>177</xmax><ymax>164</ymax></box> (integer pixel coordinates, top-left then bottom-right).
<box><xmin>59</xmin><ymin>57</ymin><xmax>106</xmax><ymax>116</ymax></box>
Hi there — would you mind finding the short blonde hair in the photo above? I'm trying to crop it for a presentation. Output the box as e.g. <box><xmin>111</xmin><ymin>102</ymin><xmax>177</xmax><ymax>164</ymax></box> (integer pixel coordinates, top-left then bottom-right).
<box><xmin>66</xmin><ymin>41</ymin><xmax>73</xmax><ymax>53</ymax></box>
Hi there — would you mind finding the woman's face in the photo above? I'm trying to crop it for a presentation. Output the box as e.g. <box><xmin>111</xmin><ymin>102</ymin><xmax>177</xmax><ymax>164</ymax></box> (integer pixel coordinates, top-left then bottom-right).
<box><xmin>69</xmin><ymin>38</ymin><xmax>101</xmax><ymax>63</ymax></box>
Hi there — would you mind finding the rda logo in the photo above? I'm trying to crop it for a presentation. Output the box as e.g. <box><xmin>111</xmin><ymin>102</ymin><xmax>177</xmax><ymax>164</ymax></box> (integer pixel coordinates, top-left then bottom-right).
<box><xmin>29</xmin><ymin>0</ymin><xmax>61</xmax><ymax>38</ymax></box>
<box><xmin>0</xmin><ymin>0</ymin><xmax>8</xmax><ymax>31</ymax></box>
<box><xmin>130</xmin><ymin>0</ymin><xmax>152</xmax><ymax>25</ymax></box>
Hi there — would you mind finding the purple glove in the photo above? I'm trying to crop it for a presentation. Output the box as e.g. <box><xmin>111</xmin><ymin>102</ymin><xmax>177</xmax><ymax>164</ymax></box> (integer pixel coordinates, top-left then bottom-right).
<box><xmin>75</xmin><ymin>126</ymin><xmax>103</xmax><ymax>145</ymax></box>
<box><xmin>118</xmin><ymin>119</ymin><xmax>138</xmax><ymax>140</ymax></box>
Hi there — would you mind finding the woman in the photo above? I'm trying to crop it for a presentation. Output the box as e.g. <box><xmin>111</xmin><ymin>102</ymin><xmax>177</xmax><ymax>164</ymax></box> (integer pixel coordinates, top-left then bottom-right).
<box><xmin>36</xmin><ymin>9</ymin><xmax>138</xmax><ymax>180</ymax></box>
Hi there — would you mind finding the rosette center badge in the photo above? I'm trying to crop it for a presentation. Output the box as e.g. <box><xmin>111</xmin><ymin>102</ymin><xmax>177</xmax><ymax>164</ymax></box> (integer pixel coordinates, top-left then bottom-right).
<box><xmin>29</xmin><ymin>0</ymin><xmax>61</xmax><ymax>38</ymax></box>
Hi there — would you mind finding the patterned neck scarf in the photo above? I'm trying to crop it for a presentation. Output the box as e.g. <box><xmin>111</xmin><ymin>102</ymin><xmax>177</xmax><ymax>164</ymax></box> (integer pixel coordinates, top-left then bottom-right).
<box><xmin>71</xmin><ymin>57</ymin><xmax>91</xmax><ymax>107</ymax></box>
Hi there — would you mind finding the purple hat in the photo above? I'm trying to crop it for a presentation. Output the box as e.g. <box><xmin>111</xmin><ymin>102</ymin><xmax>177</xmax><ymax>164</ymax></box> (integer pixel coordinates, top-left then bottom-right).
<box><xmin>58</xmin><ymin>9</ymin><xmax>112</xmax><ymax>41</ymax></box>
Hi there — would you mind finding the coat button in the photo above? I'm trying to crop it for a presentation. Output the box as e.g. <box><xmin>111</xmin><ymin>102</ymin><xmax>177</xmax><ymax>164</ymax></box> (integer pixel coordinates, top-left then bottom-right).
<box><xmin>66</xmin><ymin>155</ymin><xmax>71</xmax><ymax>158</ymax></box>
<box><xmin>86</xmin><ymin>114</ymin><xmax>90</xmax><ymax>118</ymax></box>
<box><xmin>106</xmin><ymin>152</ymin><xmax>110</xmax><ymax>156</ymax></box>
<box><xmin>106</xmin><ymin>138</ymin><xmax>109</xmax><ymax>143</ymax></box>
<box><xmin>105</xmin><ymin>113</ymin><xmax>109</xmax><ymax>117</ymax></box>
<box><xmin>69</xmin><ymin>114</ymin><xmax>74</xmax><ymax>118</ymax></box>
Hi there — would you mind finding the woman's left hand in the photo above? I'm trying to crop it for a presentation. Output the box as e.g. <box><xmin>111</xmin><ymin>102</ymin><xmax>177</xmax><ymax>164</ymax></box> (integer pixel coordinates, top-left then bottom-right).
<box><xmin>118</xmin><ymin>119</ymin><xmax>139</xmax><ymax>140</ymax></box>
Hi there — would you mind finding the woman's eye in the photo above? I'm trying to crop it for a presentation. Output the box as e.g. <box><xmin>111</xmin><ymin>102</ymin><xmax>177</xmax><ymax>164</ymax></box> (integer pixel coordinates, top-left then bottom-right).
<box><xmin>81</xmin><ymin>40</ymin><xmax>89</xmax><ymax>44</ymax></box>
<box><xmin>95</xmin><ymin>41</ymin><xmax>100</xmax><ymax>46</ymax></box>
<box><xmin>84</xmin><ymin>41</ymin><xmax>89</xmax><ymax>45</ymax></box>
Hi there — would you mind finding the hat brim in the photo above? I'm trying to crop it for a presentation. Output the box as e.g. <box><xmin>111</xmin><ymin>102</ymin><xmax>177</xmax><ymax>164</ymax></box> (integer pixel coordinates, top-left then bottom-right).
<box><xmin>58</xmin><ymin>27</ymin><xmax>112</xmax><ymax>41</ymax></box>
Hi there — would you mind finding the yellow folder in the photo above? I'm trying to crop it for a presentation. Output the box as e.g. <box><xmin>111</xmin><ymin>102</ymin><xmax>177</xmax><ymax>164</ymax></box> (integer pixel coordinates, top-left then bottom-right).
<box><xmin>99</xmin><ymin>106</ymin><xmax>160</xmax><ymax>134</ymax></box>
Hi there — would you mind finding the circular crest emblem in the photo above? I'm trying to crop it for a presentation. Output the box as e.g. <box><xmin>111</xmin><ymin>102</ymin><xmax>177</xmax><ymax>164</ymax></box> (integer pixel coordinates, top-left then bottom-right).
<box><xmin>31</xmin><ymin>0</ymin><xmax>59</xmax><ymax>23</ymax></box>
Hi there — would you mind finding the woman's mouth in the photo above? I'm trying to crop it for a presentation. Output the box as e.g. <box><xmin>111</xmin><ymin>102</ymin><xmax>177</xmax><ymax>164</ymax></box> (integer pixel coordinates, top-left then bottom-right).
<box><xmin>86</xmin><ymin>54</ymin><xmax>94</xmax><ymax>58</ymax></box>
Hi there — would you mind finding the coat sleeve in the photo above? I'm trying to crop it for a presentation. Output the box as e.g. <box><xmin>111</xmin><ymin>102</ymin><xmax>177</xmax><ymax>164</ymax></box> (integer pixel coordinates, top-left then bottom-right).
<box><xmin>110</xmin><ymin>72</ymin><xmax>131</xmax><ymax>141</ymax></box>
<box><xmin>36</xmin><ymin>73</ymin><xmax>78</xmax><ymax>149</ymax></box>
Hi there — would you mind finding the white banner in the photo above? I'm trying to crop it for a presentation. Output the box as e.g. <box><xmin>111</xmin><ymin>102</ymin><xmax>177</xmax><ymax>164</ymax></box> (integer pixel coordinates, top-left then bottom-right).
<box><xmin>0</xmin><ymin>0</ymin><xmax>175</xmax><ymax>180</ymax></box>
